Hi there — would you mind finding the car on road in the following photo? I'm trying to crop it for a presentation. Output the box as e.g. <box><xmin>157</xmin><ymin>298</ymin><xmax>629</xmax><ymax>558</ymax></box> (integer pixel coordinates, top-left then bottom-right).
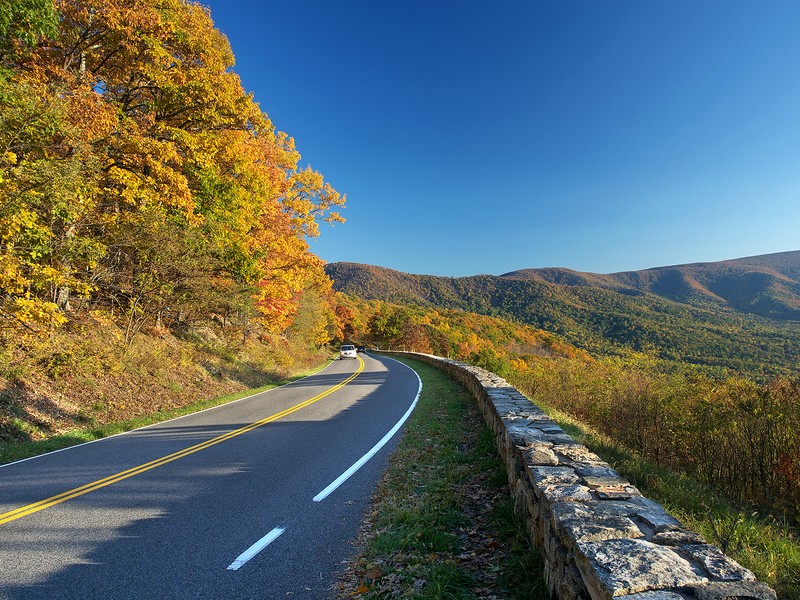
<box><xmin>357</xmin><ymin>345</ymin><xmax>366</xmax><ymax>353</ymax></box>
<box><xmin>339</xmin><ymin>344</ymin><xmax>357</xmax><ymax>359</ymax></box>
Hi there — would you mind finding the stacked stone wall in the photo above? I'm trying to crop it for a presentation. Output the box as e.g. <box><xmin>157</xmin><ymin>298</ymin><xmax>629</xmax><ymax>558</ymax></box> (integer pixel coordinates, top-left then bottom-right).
<box><xmin>389</xmin><ymin>352</ymin><xmax>776</xmax><ymax>600</ymax></box>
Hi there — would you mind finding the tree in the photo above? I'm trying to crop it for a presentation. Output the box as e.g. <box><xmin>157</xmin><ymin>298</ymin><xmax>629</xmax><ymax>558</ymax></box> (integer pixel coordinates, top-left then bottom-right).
<box><xmin>0</xmin><ymin>0</ymin><xmax>345</xmax><ymax>342</ymax></box>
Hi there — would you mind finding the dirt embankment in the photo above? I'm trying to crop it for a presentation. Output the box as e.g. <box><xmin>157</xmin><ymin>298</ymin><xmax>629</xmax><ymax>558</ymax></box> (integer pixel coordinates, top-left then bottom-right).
<box><xmin>0</xmin><ymin>315</ymin><xmax>328</xmax><ymax>446</ymax></box>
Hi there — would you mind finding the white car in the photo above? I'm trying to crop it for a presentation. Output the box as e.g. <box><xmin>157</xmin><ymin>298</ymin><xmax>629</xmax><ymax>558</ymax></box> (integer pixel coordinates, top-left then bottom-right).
<box><xmin>339</xmin><ymin>344</ymin><xmax>357</xmax><ymax>359</ymax></box>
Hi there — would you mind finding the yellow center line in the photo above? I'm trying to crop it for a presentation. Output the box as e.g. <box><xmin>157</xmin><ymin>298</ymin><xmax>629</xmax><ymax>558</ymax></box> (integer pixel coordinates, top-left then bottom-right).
<box><xmin>0</xmin><ymin>358</ymin><xmax>365</xmax><ymax>526</ymax></box>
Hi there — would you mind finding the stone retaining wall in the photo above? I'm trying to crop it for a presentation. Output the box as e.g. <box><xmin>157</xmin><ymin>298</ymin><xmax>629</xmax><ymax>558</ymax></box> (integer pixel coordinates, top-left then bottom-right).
<box><xmin>389</xmin><ymin>352</ymin><xmax>777</xmax><ymax>600</ymax></box>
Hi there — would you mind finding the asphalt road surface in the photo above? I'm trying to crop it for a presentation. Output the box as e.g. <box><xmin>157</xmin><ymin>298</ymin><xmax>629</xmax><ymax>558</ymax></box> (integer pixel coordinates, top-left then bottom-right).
<box><xmin>0</xmin><ymin>353</ymin><xmax>421</xmax><ymax>599</ymax></box>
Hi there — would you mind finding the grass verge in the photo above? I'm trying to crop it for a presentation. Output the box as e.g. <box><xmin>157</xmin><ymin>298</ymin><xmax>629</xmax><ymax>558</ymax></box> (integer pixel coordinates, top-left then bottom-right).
<box><xmin>337</xmin><ymin>357</ymin><xmax>548</xmax><ymax>599</ymax></box>
<box><xmin>538</xmin><ymin>402</ymin><xmax>800</xmax><ymax>599</ymax></box>
<box><xmin>0</xmin><ymin>362</ymin><xmax>330</xmax><ymax>466</ymax></box>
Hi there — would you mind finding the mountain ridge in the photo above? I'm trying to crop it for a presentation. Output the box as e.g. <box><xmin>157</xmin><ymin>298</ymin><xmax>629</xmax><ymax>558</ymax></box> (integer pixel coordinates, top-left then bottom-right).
<box><xmin>325</xmin><ymin>251</ymin><xmax>800</xmax><ymax>378</ymax></box>
<box><xmin>500</xmin><ymin>250</ymin><xmax>800</xmax><ymax>320</ymax></box>
<box><xmin>330</xmin><ymin>250</ymin><xmax>800</xmax><ymax>321</ymax></box>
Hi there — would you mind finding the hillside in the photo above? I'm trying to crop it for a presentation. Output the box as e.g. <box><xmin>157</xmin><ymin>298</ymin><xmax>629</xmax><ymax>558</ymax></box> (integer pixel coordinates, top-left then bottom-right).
<box><xmin>502</xmin><ymin>250</ymin><xmax>800</xmax><ymax>321</ymax></box>
<box><xmin>325</xmin><ymin>252</ymin><xmax>800</xmax><ymax>378</ymax></box>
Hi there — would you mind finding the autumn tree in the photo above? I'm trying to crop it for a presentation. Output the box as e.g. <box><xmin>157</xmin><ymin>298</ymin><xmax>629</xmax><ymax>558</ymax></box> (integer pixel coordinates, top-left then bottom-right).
<box><xmin>0</xmin><ymin>0</ymin><xmax>345</xmax><ymax>345</ymax></box>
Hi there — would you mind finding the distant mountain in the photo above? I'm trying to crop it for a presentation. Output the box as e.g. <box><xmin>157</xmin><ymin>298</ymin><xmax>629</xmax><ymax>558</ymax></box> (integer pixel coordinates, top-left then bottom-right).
<box><xmin>501</xmin><ymin>250</ymin><xmax>800</xmax><ymax>321</ymax></box>
<box><xmin>325</xmin><ymin>251</ymin><xmax>800</xmax><ymax>378</ymax></box>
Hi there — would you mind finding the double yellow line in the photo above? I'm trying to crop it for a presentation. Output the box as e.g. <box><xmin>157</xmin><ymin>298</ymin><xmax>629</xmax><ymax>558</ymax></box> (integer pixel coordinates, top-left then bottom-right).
<box><xmin>0</xmin><ymin>358</ymin><xmax>364</xmax><ymax>526</ymax></box>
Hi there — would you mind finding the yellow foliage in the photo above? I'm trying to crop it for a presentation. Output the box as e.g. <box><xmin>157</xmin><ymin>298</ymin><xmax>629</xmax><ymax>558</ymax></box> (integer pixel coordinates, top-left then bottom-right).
<box><xmin>12</xmin><ymin>297</ymin><xmax>67</xmax><ymax>329</ymax></box>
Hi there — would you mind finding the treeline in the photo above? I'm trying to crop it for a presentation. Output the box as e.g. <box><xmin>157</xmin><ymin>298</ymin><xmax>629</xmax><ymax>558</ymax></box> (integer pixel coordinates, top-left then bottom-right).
<box><xmin>334</xmin><ymin>293</ymin><xmax>588</xmax><ymax>371</ymax></box>
<box><xmin>0</xmin><ymin>0</ymin><xmax>343</xmax><ymax>346</ymax></box>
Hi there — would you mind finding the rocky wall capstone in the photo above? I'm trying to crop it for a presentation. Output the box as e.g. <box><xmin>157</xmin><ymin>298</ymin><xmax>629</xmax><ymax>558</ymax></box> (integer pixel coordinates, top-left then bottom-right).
<box><xmin>387</xmin><ymin>352</ymin><xmax>776</xmax><ymax>600</ymax></box>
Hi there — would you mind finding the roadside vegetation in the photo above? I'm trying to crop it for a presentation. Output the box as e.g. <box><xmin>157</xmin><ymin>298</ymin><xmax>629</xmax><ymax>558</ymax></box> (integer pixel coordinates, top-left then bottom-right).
<box><xmin>510</xmin><ymin>357</ymin><xmax>800</xmax><ymax>525</ymax></box>
<box><xmin>337</xmin><ymin>357</ymin><xmax>548</xmax><ymax>600</ymax></box>
<box><xmin>0</xmin><ymin>315</ymin><xmax>331</xmax><ymax>464</ymax></box>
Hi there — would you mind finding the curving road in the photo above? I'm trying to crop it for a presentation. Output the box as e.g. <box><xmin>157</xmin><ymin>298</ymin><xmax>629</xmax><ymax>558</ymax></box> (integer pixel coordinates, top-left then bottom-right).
<box><xmin>0</xmin><ymin>353</ymin><xmax>420</xmax><ymax>599</ymax></box>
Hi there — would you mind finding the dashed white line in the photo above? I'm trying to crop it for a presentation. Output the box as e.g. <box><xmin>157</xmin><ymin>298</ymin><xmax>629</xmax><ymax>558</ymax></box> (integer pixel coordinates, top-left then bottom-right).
<box><xmin>227</xmin><ymin>527</ymin><xmax>286</xmax><ymax>571</ymax></box>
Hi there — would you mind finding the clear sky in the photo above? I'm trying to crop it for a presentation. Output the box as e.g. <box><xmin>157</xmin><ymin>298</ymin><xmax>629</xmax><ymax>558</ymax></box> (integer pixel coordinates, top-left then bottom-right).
<box><xmin>203</xmin><ymin>1</ymin><xmax>800</xmax><ymax>277</ymax></box>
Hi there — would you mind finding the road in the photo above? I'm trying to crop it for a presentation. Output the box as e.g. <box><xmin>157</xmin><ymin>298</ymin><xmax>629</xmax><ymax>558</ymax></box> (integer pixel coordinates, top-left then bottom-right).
<box><xmin>0</xmin><ymin>353</ymin><xmax>421</xmax><ymax>599</ymax></box>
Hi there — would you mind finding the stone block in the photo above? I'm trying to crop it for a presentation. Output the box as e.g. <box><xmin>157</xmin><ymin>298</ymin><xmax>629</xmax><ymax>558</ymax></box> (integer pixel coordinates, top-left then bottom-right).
<box><xmin>576</xmin><ymin>538</ymin><xmax>708</xmax><ymax>599</ymax></box>
<box><xmin>502</xmin><ymin>415</ymin><xmax>538</xmax><ymax>428</ymax></box>
<box><xmin>551</xmin><ymin>499</ymin><xmax>629</xmax><ymax>523</ymax></box>
<box><xmin>529</xmin><ymin>467</ymin><xmax>593</xmax><ymax>502</ymax></box>
<box><xmin>522</xmin><ymin>445</ymin><xmax>560</xmax><ymax>466</ymax></box>
<box><xmin>582</xmin><ymin>473</ymin><xmax>629</xmax><ymax>488</ymax></box>
<box><xmin>545</xmin><ymin>483</ymin><xmax>594</xmax><ymax>503</ymax></box>
<box><xmin>628</xmin><ymin>497</ymin><xmax>684</xmax><ymax>531</ymax></box>
<box><xmin>537</xmin><ymin>422</ymin><xmax>567</xmax><ymax>434</ymax></box>
<box><xmin>554</xmin><ymin>444</ymin><xmax>605</xmax><ymax>463</ymax></box>
<box><xmin>530</xmin><ymin>466</ymin><xmax>582</xmax><ymax>486</ymax></box>
<box><xmin>686</xmin><ymin>581</ymin><xmax>777</xmax><ymax>600</ymax></box>
<box><xmin>558</xmin><ymin>514</ymin><xmax>645</xmax><ymax>543</ymax></box>
<box><xmin>551</xmin><ymin>498</ymin><xmax>680</xmax><ymax>534</ymax></box>
<box><xmin>575</xmin><ymin>465</ymin><xmax>623</xmax><ymax>480</ymax></box>
<box><xmin>509</xmin><ymin>424</ymin><xmax>577</xmax><ymax>446</ymax></box>
<box><xmin>623</xmin><ymin>592</ymin><xmax>687</xmax><ymax>600</ymax></box>
<box><xmin>651</xmin><ymin>529</ymin><xmax>706</xmax><ymax>546</ymax></box>
<box><xmin>543</xmin><ymin>523</ymin><xmax>567</xmax><ymax>562</ymax></box>
<box><xmin>594</xmin><ymin>485</ymin><xmax>642</xmax><ymax>500</ymax></box>
<box><xmin>507</xmin><ymin>424</ymin><xmax>553</xmax><ymax>446</ymax></box>
<box><xmin>680</xmin><ymin>544</ymin><xmax>756</xmax><ymax>582</ymax></box>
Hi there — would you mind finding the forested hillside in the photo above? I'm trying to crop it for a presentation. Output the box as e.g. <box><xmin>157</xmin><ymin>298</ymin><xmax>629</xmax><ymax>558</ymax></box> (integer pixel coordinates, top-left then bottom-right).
<box><xmin>0</xmin><ymin>0</ymin><xmax>346</xmax><ymax>445</ymax></box>
<box><xmin>335</xmin><ymin>294</ymin><xmax>587</xmax><ymax>375</ymax></box>
<box><xmin>504</xmin><ymin>250</ymin><xmax>800</xmax><ymax>321</ymax></box>
<box><xmin>327</xmin><ymin>257</ymin><xmax>800</xmax><ymax>379</ymax></box>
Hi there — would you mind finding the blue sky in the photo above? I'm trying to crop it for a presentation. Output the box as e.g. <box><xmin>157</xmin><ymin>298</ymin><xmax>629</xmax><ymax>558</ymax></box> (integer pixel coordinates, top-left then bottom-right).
<box><xmin>204</xmin><ymin>1</ymin><xmax>800</xmax><ymax>277</ymax></box>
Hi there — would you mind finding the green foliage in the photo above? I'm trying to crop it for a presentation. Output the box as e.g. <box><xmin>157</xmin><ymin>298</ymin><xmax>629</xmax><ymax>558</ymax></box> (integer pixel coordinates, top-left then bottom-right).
<box><xmin>0</xmin><ymin>0</ymin><xmax>57</xmax><ymax>60</ymax></box>
<box><xmin>469</xmin><ymin>347</ymin><xmax>512</xmax><ymax>378</ymax></box>
<box><xmin>287</xmin><ymin>289</ymin><xmax>337</xmax><ymax>349</ymax></box>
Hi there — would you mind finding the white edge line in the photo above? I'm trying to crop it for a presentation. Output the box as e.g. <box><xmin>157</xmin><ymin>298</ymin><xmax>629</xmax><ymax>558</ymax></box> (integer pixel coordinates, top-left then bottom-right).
<box><xmin>313</xmin><ymin>357</ymin><xmax>422</xmax><ymax>502</ymax></box>
<box><xmin>227</xmin><ymin>526</ymin><xmax>286</xmax><ymax>571</ymax></box>
<box><xmin>0</xmin><ymin>360</ymin><xmax>337</xmax><ymax>470</ymax></box>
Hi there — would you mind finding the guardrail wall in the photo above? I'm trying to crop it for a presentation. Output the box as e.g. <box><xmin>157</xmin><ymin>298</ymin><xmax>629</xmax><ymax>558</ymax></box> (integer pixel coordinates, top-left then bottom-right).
<box><xmin>389</xmin><ymin>352</ymin><xmax>776</xmax><ymax>600</ymax></box>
